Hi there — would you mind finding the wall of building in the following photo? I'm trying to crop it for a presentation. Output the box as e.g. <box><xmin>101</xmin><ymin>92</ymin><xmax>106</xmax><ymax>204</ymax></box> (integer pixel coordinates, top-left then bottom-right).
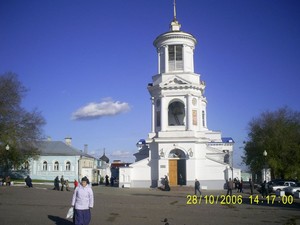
<box><xmin>29</xmin><ymin>155</ymin><xmax>80</xmax><ymax>181</ymax></box>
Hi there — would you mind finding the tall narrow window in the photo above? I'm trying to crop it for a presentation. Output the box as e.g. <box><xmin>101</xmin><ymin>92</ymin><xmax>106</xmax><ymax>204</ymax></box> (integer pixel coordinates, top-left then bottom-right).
<box><xmin>43</xmin><ymin>161</ymin><xmax>48</xmax><ymax>171</ymax></box>
<box><xmin>54</xmin><ymin>161</ymin><xmax>59</xmax><ymax>171</ymax></box>
<box><xmin>168</xmin><ymin>45</ymin><xmax>183</xmax><ymax>71</ymax></box>
<box><xmin>24</xmin><ymin>161</ymin><xmax>29</xmax><ymax>170</ymax></box>
<box><xmin>156</xmin><ymin>111</ymin><xmax>161</xmax><ymax>127</ymax></box>
<box><xmin>65</xmin><ymin>161</ymin><xmax>71</xmax><ymax>171</ymax></box>
<box><xmin>202</xmin><ymin>110</ymin><xmax>206</xmax><ymax>127</ymax></box>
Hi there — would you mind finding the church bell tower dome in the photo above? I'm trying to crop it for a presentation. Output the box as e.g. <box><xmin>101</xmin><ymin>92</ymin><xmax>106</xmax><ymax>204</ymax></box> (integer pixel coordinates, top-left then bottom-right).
<box><xmin>148</xmin><ymin>1</ymin><xmax>207</xmax><ymax>134</ymax></box>
<box><xmin>153</xmin><ymin>1</ymin><xmax>197</xmax><ymax>74</ymax></box>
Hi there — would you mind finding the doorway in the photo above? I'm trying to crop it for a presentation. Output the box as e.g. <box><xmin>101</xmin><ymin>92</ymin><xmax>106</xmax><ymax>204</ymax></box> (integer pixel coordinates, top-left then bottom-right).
<box><xmin>168</xmin><ymin>158</ymin><xmax>186</xmax><ymax>186</ymax></box>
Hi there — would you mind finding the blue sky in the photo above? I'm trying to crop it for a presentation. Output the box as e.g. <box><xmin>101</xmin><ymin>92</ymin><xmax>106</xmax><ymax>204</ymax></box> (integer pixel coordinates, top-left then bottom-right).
<box><xmin>1</xmin><ymin>0</ymin><xmax>299</xmax><ymax>169</ymax></box>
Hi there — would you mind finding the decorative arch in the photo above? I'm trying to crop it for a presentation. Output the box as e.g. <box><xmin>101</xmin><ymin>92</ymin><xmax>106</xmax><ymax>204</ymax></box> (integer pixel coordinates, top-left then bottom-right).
<box><xmin>168</xmin><ymin>148</ymin><xmax>187</xmax><ymax>159</ymax></box>
<box><xmin>54</xmin><ymin>161</ymin><xmax>59</xmax><ymax>171</ymax></box>
<box><xmin>168</xmin><ymin>100</ymin><xmax>185</xmax><ymax>126</ymax></box>
<box><xmin>24</xmin><ymin>161</ymin><xmax>29</xmax><ymax>170</ymax></box>
<box><xmin>42</xmin><ymin>161</ymin><xmax>48</xmax><ymax>171</ymax></box>
<box><xmin>65</xmin><ymin>161</ymin><xmax>71</xmax><ymax>171</ymax></box>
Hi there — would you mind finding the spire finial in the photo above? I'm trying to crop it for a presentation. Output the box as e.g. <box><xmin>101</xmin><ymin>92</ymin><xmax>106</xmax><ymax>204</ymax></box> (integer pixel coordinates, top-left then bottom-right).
<box><xmin>170</xmin><ymin>0</ymin><xmax>181</xmax><ymax>31</ymax></box>
<box><xmin>173</xmin><ymin>0</ymin><xmax>177</xmax><ymax>21</ymax></box>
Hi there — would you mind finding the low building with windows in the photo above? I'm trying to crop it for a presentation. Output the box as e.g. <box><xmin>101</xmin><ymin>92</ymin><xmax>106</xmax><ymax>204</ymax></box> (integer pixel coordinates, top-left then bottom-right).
<box><xmin>28</xmin><ymin>138</ymin><xmax>99</xmax><ymax>183</ymax></box>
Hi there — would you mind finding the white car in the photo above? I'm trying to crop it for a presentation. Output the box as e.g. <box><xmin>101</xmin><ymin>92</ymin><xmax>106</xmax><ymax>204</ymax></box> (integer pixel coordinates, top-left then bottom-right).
<box><xmin>271</xmin><ymin>181</ymin><xmax>296</xmax><ymax>192</ymax></box>
<box><xmin>284</xmin><ymin>183</ymin><xmax>300</xmax><ymax>195</ymax></box>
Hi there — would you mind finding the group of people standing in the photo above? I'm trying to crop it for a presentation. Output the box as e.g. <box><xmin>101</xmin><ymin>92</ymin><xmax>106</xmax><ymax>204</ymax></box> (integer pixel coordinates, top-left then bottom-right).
<box><xmin>0</xmin><ymin>176</ymin><xmax>11</xmax><ymax>186</ymax></box>
<box><xmin>104</xmin><ymin>175</ymin><xmax>116</xmax><ymax>187</ymax></box>
<box><xmin>53</xmin><ymin>175</ymin><xmax>72</xmax><ymax>191</ymax></box>
<box><xmin>233</xmin><ymin>177</ymin><xmax>244</xmax><ymax>193</ymax></box>
<box><xmin>226</xmin><ymin>177</ymin><xmax>255</xmax><ymax>196</ymax></box>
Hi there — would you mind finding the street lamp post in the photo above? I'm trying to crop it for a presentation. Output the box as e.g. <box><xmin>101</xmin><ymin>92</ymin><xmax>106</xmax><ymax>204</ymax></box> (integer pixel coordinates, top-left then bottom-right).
<box><xmin>263</xmin><ymin>150</ymin><xmax>267</xmax><ymax>182</ymax></box>
<box><xmin>4</xmin><ymin>144</ymin><xmax>10</xmax><ymax>176</ymax></box>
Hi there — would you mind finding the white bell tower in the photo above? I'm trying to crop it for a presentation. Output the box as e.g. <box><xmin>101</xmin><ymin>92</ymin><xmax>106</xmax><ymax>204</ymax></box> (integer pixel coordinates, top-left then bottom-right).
<box><xmin>148</xmin><ymin>1</ymin><xmax>207</xmax><ymax>136</ymax></box>
<box><xmin>119</xmin><ymin>1</ymin><xmax>236</xmax><ymax>189</ymax></box>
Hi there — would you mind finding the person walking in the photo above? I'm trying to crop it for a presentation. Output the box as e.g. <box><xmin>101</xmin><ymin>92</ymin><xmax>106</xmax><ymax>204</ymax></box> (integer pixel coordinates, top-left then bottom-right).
<box><xmin>72</xmin><ymin>177</ymin><xmax>94</xmax><ymax>225</ymax></box>
<box><xmin>54</xmin><ymin>176</ymin><xmax>60</xmax><ymax>191</ymax></box>
<box><xmin>105</xmin><ymin>175</ymin><xmax>109</xmax><ymax>186</ymax></box>
<box><xmin>194</xmin><ymin>179</ymin><xmax>201</xmax><ymax>196</ymax></box>
<box><xmin>110</xmin><ymin>176</ymin><xmax>114</xmax><ymax>187</ymax></box>
<box><xmin>239</xmin><ymin>179</ymin><xmax>244</xmax><ymax>193</ymax></box>
<box><xmin>65</xmin><ymin>180</ymin><xmax>70</xmax><ymax>191</ymax></box>
<box><xmin>74</xmin><ymin>179</ymin><xmax>79</xmax><ymax>189</ymax></box>
<box><xmin>60</xmin><ymin>175</ymin><xmax>65</xmax><ymax>191</ymax></box>
<box><xmin>226</xmin><ymin>178</ymin><xmax>233</xmax><ymax>196</ymax></box>
<box><xmin>249</xmin><ymin>178</ymin><xmax>254</xmax><ymax>195</ymax></box>
<box><xmin>261</xmin><ymin>180</ymin><xmax>268</xmax><ymax>198</ymax></box>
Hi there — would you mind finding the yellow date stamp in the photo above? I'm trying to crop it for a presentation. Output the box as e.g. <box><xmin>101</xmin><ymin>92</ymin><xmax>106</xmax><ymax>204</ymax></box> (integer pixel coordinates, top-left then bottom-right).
<box><xmin>186</xmin><ymin>194</ymin><xmax>243</xmax><ymax>205</ymax></box>
<box><xmin>186</xmin><ymin>194</ymin><xmax>294</xmax><ymax>205</ymax></box>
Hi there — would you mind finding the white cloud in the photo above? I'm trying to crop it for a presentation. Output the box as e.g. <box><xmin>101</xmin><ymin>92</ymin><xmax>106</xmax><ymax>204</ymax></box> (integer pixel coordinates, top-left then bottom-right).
<box><xmin>72</xmin><ymin>98</ymin><xmax>130</xmax><ymax>120</ymax></box>
<box><xmin>110</xmin><ymin>150</ymin><xmax>132</xmax><ymax>158</ymax></box>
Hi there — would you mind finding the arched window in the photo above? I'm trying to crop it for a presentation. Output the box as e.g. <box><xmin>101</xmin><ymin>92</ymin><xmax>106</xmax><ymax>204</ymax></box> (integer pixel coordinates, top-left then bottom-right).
<box><xmin>168</xmin><ymin>149</ymin><xmax>186</xmax><ymax>159</ymax></box>
<box><xmin>168</xmin><ymin>45</ymin><xmax>183</xmax><ymax>71</ymax></box>
<box><xmin>54</xmin><ymin>161</ymin><xmax>59</xmax><ymax>171</ymax></box>
<box><xmin>65</xmin><ymin>161</ymin><xmax>71</xmax><ymax>171</ymax></box>
<box><xmin>43</xmin><ymin>161</ymin><xmax>48</xmax><ymax>171</ymax></box>
<box><xmin>168</xmin><ymin>101</ymin><xmax>185</xmax><ymax>126</ymax></box>
<box><xmin>24</xmin><ymin>161</ymin><xmax>29</xmax><ymax>170</ymax></box>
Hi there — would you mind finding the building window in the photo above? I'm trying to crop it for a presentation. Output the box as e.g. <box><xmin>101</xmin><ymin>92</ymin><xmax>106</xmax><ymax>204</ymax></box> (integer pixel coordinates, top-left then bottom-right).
<box><xmin>43</xmin><ymin>161</ymin><xmax>48</xmax><ymax>171</ymax></box>
<box><xmin>168</xmin><ymin>45</ymin><xmax>183</xmax><ymax>71</ymax></box>
<box><xmin>224</xmin><ymin>153</ymin><xmax>230</xmax><ymax>164</ymax></box>
<box><xmin>168</xmin><ymin>101</ymin><xmax>185</xmax><ymax>126</ymax></box>
<box><xmin>24</xmin><ymin>161</ymin><xmax>29</xmax><ymax>170</ymax></box>
<box><xmin>156</xmin><ymin>111</ymin><xmax>161</xmax><ymax>127</ymax></box>
<box><xmin>54</xmin><ymin>161</ymin><xmax>59</xmax><ymax>171</ymax></box>
<box><xmin>65</xmin><ymin>161</ymin><xmax>71</xmax><ymax>171</ymax></box>
<box><xmin>202</xmin><ymin>110</ymin><xmax>206</xmax><ymax>127</ymax></box>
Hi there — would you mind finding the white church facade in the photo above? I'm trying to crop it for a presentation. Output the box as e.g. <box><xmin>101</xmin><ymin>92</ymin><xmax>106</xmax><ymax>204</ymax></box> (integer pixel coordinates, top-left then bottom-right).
<box><xmin>119</xmin><ymin>6</ymin><xmax>240</xmax><ymax>190</ymax></box>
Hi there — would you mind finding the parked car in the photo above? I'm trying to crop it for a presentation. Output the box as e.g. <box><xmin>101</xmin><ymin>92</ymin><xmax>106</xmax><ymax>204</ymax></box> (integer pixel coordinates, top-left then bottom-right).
<box><xmin>284</xmin><ymin>183</ymin><xmax>300</xmax><ymax>195</ymax></box>
<box><xmin>256</xmin><ymin>182</ymin><xmax>273</xmax><ymax>194</ymax></box>
<box><xmin>271</xmin><ymin>181</ymin><xmax>296</xmax><ymax>192</ymax></box>
<box><xmin>241</xmin><ymin>181</ymin><xmax>258</xmax><ymax>190</ymax></box>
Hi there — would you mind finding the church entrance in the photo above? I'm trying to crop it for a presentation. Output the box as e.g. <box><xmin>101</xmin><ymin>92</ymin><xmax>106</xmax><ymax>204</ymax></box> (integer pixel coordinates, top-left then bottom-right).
<box><xmin>168</xmin><ymin>149</ymin><xmax>186</xmax><ymax>186</ymax></box>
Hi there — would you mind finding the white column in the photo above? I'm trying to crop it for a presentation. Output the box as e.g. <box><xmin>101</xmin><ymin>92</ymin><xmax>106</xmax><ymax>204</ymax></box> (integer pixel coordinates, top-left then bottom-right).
<box><xmin>182</xmin><ymin>44</ymin><xmax>186</xmax><ymax>71</ymax></box>
<box><xmin>186</xmin><ymin>94</ymin><xmax>193</xmax><ymax>130</ymax></box>
<box><xmin>191</xmin><ymin>46</ymin><xmax>195</xmax><ymax>73</ymax></box>
<box><xmin>157</xmin><ymin>48</ymin><xmax>161</xmax><ymax>74</ymax></box>
<box><xmin>151</xmin><ymin>97</ymin><xmax>155</xmax><ymax>133</ymax></box>
<box><xmin>164</xmin><ymin>46</ymin><xmax>169</xmax><ymax>73</ymax></box>
<box><xmin>161</xmin><ymin>96</ymin><xmax>167</xmax><ymax>131</ymax></box>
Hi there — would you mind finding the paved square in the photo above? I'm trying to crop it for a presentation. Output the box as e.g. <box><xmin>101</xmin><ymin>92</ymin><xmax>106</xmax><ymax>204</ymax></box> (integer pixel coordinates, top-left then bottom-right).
<box><xmin>0</xmin><ymin>184</ymin><xmax>299</xmax><ymax>225</ymax></box>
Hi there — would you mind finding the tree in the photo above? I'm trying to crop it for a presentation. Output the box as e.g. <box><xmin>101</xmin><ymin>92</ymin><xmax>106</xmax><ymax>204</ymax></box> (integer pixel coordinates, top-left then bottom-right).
<box><xmin>243</xmin><ymin>107</ymin><xmax>300</xmax><ymax>180</ymax></box>
<box><xmin>0</xmin><ymin>72</ymin><xmax>45</xmax><ymax>174</ymax></box>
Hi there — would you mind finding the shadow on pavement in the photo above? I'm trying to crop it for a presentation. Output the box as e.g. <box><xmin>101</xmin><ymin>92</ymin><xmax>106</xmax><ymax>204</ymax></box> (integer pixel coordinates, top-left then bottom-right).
<box><xmin>48</xmin><ymin>215</ymin><xmax>73</xmax><ymax>225</ymax></box>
